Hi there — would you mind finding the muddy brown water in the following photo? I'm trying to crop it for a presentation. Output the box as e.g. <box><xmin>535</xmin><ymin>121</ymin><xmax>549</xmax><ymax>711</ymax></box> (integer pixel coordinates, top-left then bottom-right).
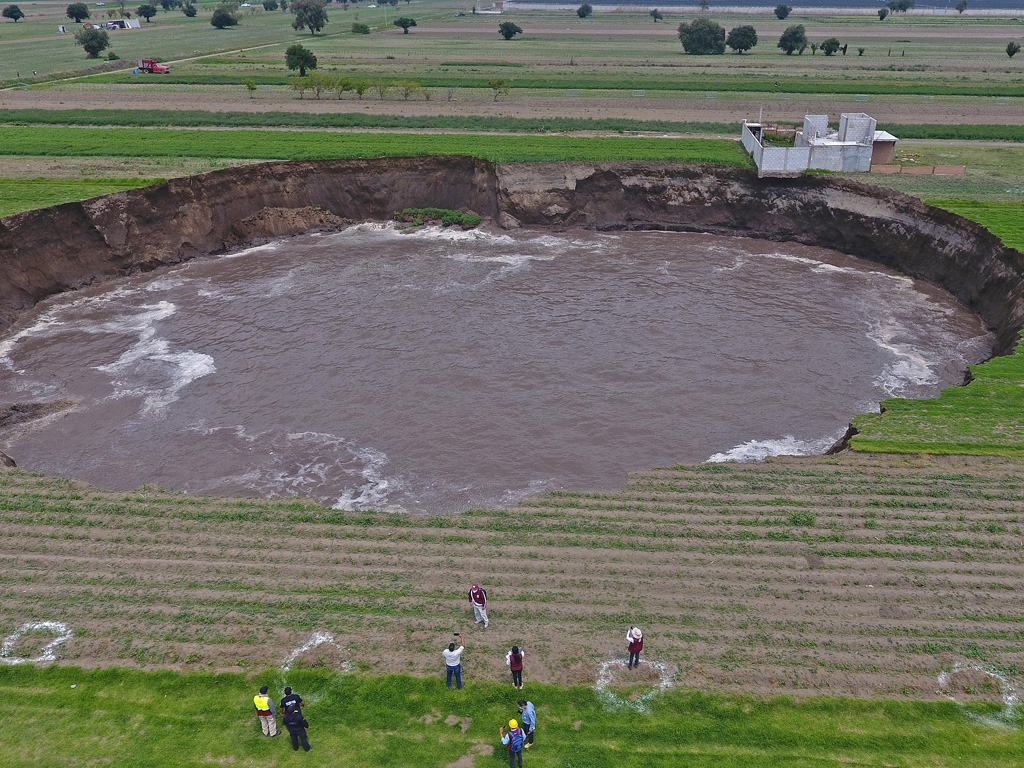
<box><xmin>0</xmin><ymin>226</ymin><xmax>990</xmax><ymax>513</ymax></box>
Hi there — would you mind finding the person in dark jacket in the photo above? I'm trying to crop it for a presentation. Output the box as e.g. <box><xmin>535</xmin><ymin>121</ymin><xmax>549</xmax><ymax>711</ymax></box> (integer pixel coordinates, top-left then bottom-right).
<box><xmin>283</xmin><ymin>703</ymin><xmax>312</xmax><ymax>752</ymax></box>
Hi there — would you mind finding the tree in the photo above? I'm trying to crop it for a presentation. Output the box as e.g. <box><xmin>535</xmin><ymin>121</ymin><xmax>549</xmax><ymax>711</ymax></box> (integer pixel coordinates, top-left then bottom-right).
<box><xmin>210</xmin><ymin>6</ymin><xmax>238</xmax><ymax>26</ymax></box>
<box><xmin>777</xmin><ymin>23</ymin><xmax>806</xmax><ymax>54</ymax></box>
<box><xmin>649</xmin><ymin>8</ymin><xmax>662</xmax><ymax>22</ymax></box>
<box><xmin>244</xmin><ymin>78</ymin><xmax>258</xmax><ymax>97</ymax></box>
<box><xmin>307</xmin><ymin>70</ymin><xmax>330</xmax><ymax>99</ymax></box>
<box><xmin>262</xmin><ymin>0</ymin><xmax>278</xmax><ymax>9</ymax></box>
<box><xmin>351</xmin><ymin>21</ymin><xmax>369</xmax><ymax>33</ymax></box>
<box><xmin>576</xmin><ymin>3</ymin><xmax>591</xmax><ymax>18</ymax></box>
<box><xmin>887</xmin><ymin>0</ymin><xmax>914</xmax><ymax>12</ymax></box>
<box><xmin>677</xmin><ymin>18</ymin><xmax>725</xmax><ymax>55</ymax></box>
<box><xmin>955</xmin><ymin>0</ymin><xmax>967</xmax><ymax>13</ymax></box>
<box><xmin>396</xmin><ymin>80</ymin><xmax>421</xmax><ymax>99</ymax></box>
<box><xmin>3</xmin><ymin>5</ymin><xmax>25</xmax><ymax>21</ymax></box>
<box><xmin>498</xmin><ymin>21</ymin><xmax>521</xmax><ymax>40</ymax></box>
<box><xmin>285</xmin><ymin>42</ymin><xmax>317</xmax><ymax>75</ymax></box>
<box><xmin>66</xmin><ymin>2</ymin><xmax>90</xmax><ymax>21</ymax></box>
<box><xmin>182</xmin><ymin>1</ymin><xmax>196</xmax><ymax>15</ymax></box>
<box><xmin>289</xmin><ymin>74</ymin><xmax>309</xmax><ymax>98</ymax></box>
<box><xmin>137</xmin><ymin>4</ymin><xmax>157</xmax><ymax>21</ymax></box>
<box><xmin>1008</xmin><ymin>41</ymin><xmax>1021</xmax><ymax>58</ymax></box>
<box><xmin>726</xmin><ymin>25</ymin><xmax>757</xmax><ymax>54</ymax></box>
<box><xmin>699</xmin><ymin>0</ymin><xmax>709</xmax><ymax>10</ymax></box>
<box><xmin>821</xmin><ymin>36</ymin><xmax>840</xmax><ymax>55</ymax></box>
<box><xmin>373</xmin><ymin>80</ymin><xmax>391</xmax><ymax>100</ymax></box>
<box><xmin>74</xmin><ymin>27</ymin><xmax>109</xmax><ymax>57</ymax></box>
<box><xmin>393</xmin><ymin>16</ymin><xmax>415</xmax><ymax>33</ymax></box>
<box><xmin>774</xmin><ymin>4</ymin><xmax>791</xmax><ymax>20</ymax></box>
<box><xmin>488</xmin><ymin>78</ymin><xmax>509</xmax><ymax>101</ymax></box>
<box><xmin>291</xmin><ymin>0</ymin><xmax>327</xmax><ymax>33</ymax></box>
<box><xmin>877</xmin><ymin>7</ymin><xmax>888</xmax><ymax>19</ymax></box>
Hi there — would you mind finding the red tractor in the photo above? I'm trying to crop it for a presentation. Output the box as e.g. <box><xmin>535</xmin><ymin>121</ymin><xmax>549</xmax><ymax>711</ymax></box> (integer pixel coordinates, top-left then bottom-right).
<box><xmin>138</xmin><ymin>59</ymin><xmax>171</xmax><ymax>74</ymax></box>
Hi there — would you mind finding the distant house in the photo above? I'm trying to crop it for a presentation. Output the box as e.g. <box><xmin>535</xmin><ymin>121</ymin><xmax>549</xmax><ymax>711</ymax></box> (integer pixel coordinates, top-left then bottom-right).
<box><xmin>83</xmin><ymin>18</ymin><xmax>141</xmax><ymax>30</ymax></box>
<box><xmin>742</xmin><ymin>113</ymin><xmax>898</xmax><ymax>178</ymax></box>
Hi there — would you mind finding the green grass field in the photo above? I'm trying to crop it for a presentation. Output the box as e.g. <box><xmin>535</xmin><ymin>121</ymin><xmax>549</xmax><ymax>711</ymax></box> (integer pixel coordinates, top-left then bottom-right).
<box><xmin>850</xmin><ymin>200</ymin><xmax>1024</xmax><ymax>456</ymax></box>
<box><xmin>0</xmin><ymin>126</ymin><xmax>752</xmax><ymax>164</ymax></box>
<box><xmin>0</xmin><ymin>176</ymin><xmax>164</xmax><ymax>217</ymax></box>
<box><xmin>3</xmin><ymin>665</ymin><xmax>1020</xmax><ymax>768</ymax></box>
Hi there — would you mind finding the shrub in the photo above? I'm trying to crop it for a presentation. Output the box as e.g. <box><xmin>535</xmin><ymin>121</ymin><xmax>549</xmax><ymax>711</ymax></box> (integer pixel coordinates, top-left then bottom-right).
<box><xmin>210</xmin><ymin>6</ymin><xmax>238</xmax><ymax>26</ymax></box>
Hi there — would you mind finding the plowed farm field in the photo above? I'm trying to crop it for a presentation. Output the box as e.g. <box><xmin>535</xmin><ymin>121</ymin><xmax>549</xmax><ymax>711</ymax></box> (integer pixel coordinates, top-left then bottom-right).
<box><xmin>2</xmin><ymin>451</ymin><xmax>1023</xmax><ymax>703</ymax></box>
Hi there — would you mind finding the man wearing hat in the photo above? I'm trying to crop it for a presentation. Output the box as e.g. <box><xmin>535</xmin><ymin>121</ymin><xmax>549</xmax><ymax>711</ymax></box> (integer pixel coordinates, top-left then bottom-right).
<box><xmin>627</xmin><ymin>627</ymin><xmax>643</xmax><ymax>669</ymax></box>
<box><xmin>499</xmin><ymin>718</ymin><xmax>527</xmax><ymax>767</ymax></box>
<box><xmin>253</xmin><ymin>685</ymin><xmax>278</xmax><ymax>737</ymax></box>
<box><xmin>468</xmin><ymin>584</ymin><xmax>489</xmax><ymax>628</ymax></box>
<box><xmin>280</xmin><ymin>686</ymin><xmax>303</xmax><ymax>711</ymax></box>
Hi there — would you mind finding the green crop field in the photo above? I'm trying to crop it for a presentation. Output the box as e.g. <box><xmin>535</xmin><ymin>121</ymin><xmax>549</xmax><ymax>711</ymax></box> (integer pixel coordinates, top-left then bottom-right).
<box><xmin>1</xmin><ymin>665</ymin><xmax>1021</xmax><ymax>768</ymax></box>
<box><xmin>0</xmin><ymin>177</ymin><xmax>163</xmax><ymax>217</ymax></box>
<box><xmin>0</xmin><ymin>126</ymin><xmax>753</xmax><ymax>164</ymax></box>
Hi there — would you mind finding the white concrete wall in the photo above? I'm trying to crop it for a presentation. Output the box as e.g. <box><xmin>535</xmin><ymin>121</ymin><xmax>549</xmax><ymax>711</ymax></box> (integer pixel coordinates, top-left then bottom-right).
<box><xmin>839</xmin><ymin>114</ymin><xmax>876</xmax><ymax>143</ymax></box>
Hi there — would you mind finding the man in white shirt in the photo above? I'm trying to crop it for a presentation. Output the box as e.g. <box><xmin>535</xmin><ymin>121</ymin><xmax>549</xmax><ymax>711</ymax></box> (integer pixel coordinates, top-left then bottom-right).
<box><xmin>443</xmin><ymin>632</ymin><xmax>465</xmax><ymax>689</ymax></box>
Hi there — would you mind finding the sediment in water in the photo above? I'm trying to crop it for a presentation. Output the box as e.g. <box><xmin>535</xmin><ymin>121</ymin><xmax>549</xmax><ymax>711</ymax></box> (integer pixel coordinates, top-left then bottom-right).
<box><xmin>2</xmin><ymin>157</ymin><xmax>1023</xmax><ymax>353</ymax></box>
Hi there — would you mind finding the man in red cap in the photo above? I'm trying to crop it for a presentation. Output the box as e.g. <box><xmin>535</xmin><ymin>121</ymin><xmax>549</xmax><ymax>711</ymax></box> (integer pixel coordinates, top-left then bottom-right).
<box><xmin>469</xmin><ymin>584</ymin><xmax>489</xmax><ymax>628</ymax></box>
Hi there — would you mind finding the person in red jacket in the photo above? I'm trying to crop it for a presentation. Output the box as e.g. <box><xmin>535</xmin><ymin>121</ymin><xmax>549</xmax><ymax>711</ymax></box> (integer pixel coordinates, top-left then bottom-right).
<box><xmin>627</xmin><ymin>626</ymin><xmax>643</xmax><ymax>669</ymax></box>
<box><xmin>469</xmin><ymin>584</ymin><xmax>489</xmax><ymax>628</ymax></box>
<box><xmin>506</xmin><ymin>645</ymin><xmax>525</xmax><ymax>689</ymax></box>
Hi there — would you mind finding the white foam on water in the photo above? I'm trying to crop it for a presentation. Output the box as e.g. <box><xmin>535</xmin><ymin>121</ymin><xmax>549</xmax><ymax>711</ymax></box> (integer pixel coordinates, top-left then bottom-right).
<box><xmin>404</xmin><ymin>224</ymin><xmax>518</xmax><ymax>246</ymax></box>
<box><xmin>332</xmin><ymin>444</ymin><xmax>402</xmax><ymax>512</ymax></box>
<box><xmin>216</xmin><ymin>241</ymin><xmax>282</xmax><ymax>260</ymax></box>
<box><xmin>94</xmin><ymin>302</ymin><xmax>215</xmax><ymax>413</ymax></box>
<box><xmin>762</xmin><ymin>252</ymin><xmax>914</xmax><ymax>284</ymax></box>
<box><xmin>937</xmin><ymin>662</ymin><xmax>1019</xmax><ymax>729</ymax></box>
<box><xmin>198</xmin><ymin>427</ymin><xmax>404</xmax><ymax>511</ymax></box>
<box><xmin>706</xmin><ymin>432</ymin><xmax>845</xmax><ymax>463</ymax></box>
<box><xmin>867</xmin><ymin>317</ymin><xmax>942</xmax><ymax>398</ymax></box>
<box><xmin>594</xmin><ymin>659</ymin><xmax>672</xmax><ymax>713</ymax></box>
<box><xmin>0</xmin><ymin>621</ymin><xmax>73</xmax><ymax>665</ymax></box>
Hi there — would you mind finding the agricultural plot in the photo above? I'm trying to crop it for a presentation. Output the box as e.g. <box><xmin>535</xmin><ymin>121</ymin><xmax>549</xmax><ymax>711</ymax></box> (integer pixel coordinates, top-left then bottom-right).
<box><xmin>0</xmin><ymin>177</ymin><xmax>162</xmax><ymax>217</ymax></box>
<box><xmin>3</xmin><ymin>451</ymin><xmax>1024</xmax><ymax>703</ymax></box>
<box><xmin>0</xmin><ymin>126</ymin><xmax>752</xmax><ymax>164</ymax></box>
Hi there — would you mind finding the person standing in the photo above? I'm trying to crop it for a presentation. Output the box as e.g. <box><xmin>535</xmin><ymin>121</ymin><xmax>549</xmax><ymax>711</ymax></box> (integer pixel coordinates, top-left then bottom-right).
<box><xmin>627</xmin><ymin>626</ymin><xmax>643</xmax><ymax>669</ymax></box>
<box><xmin>280</xmin><ymin>686</ymin><xmax>304</xmax><ymax>712</ymax></box>
<box><xmin>499</xmin><ymin>718</ymin><xmax>526</xmax><ymax>768</ymax></box>
<box><xmin>443</xmin><ymin>632</ymin><xmax>465</xmax><ymax>689</ymax></box>
<box><xmin>469</xmin><ymin>584</ymin><xmax>489</xmax><ymax>628</ymax></box>
<box><xmin>253</xmin><ymin>685</ymin><xmax>278</xmax><ymax>737</ymax></box>
<box><xmin>506</xmin><ymin>645</ymin><xmax>525</xmax><ymax>689</ymax></box>
<box><xmin>282</xmin><ymin>702</ymin><xmax>312</xmax><ymax>752</ymax></box>
<box><xmin>517</xmin><ymin>699</ymin><xmax>536</xmax><ymax>748</ymax></box>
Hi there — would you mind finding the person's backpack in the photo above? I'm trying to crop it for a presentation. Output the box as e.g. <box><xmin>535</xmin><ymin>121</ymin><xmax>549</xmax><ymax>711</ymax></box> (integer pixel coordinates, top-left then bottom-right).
<box><xmin>508</xmin><ymin>727</ymin><xmax>525</xmax><ymax>752</ymax></box>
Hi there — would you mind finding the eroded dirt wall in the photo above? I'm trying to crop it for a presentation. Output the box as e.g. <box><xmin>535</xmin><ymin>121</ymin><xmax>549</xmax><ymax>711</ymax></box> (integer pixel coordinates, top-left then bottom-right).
<box><xmin>2</xmin><ymin>157</ymin><xmax>1023</xmax><ymax>353</ymax></box>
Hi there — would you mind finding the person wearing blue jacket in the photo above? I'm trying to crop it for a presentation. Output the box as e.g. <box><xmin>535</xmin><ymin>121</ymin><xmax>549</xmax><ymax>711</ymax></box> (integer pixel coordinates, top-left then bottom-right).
<box><xmin>517</xmin><ymin>699</ymin><xmax>536</xmax><ymax>748</ymax></box>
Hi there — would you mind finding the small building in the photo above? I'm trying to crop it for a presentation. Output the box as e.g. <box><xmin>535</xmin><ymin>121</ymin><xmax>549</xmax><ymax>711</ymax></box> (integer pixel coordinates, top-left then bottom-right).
<box><xmin>83</xmin><ymin>18</ymin><xmax>141</xmax><ymax>30</ymax></box>
<box><xmin>742</xmin><ymin>113</ymin><xmax>898</xmax><ymax>178</ymax></box>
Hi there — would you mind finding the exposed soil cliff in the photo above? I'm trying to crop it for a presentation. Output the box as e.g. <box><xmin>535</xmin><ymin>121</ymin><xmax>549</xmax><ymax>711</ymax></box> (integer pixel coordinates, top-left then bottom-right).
<box><xmin>2</xmin><ymin>157</ymin><xmax>1023</xmax><ymax>353</ymax></box>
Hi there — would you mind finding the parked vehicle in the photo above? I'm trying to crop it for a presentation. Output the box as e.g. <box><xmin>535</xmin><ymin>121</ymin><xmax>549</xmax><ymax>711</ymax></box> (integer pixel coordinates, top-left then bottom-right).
<box><xmin>137</xmin><ymin>59</ymin><xmax>171</xmax><ymax>73</ymax></box>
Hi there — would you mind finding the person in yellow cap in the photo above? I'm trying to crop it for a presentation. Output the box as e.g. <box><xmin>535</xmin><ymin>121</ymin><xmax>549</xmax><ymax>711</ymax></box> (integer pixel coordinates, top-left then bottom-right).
<box><xmin>499</xmin><ymin>718</ymin><xmax>526</xmax><ymax>767</ymax></box>
<box><xmin>253</xmin><ymin>685</ymin><xmax>279</xmax><ymax>737</ymax></box>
